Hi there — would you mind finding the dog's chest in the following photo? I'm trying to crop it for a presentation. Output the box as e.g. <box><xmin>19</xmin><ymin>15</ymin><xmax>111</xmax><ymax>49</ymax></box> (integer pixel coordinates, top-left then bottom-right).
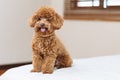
<box><xmin>39</xmin><ymin>38</ymin><xmax>53</xmax><ymax>48</ymax></box>
<box><xmin>32</xmin><ymin>37</ymin><xmax>57</xmax><ymax>52</ymax></box>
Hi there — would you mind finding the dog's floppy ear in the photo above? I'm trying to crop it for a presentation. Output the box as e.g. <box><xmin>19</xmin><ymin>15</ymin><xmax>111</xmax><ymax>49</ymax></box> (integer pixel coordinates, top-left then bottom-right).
<box><xmin>29</xmin><ymin>13</ymin><xmax>37</xmax><ymax>28</ymax></box>
<box><xmin>53</xmin><ymin>13</ymin><xmax>64</xmax><ymax>30</ymax></box>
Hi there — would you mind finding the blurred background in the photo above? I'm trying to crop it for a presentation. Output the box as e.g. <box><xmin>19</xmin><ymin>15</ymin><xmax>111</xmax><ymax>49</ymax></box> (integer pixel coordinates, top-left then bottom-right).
<box><xmin>0</xmin><ymin>0</ymin><xmax>120</xmax><ymax>65</ymax></box>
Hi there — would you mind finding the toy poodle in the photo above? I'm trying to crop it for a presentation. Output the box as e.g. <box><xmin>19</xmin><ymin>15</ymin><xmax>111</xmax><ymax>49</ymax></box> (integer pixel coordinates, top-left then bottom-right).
<box><xmin>29</xmin><ymin>6</ymin><xmax>73</xmax><ymax>74</ymax></box>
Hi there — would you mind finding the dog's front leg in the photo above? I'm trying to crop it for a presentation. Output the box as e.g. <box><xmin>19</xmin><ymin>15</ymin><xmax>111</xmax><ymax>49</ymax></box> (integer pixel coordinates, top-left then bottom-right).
<box><xmin>31</xmin><ymin>50</ymin><xmax>43</xmax><ymax>72</ymax></box>
<box><xmin>41</xmin><ymin>54</ymin><xmax>57</xmax><ymax>74</ymax></box>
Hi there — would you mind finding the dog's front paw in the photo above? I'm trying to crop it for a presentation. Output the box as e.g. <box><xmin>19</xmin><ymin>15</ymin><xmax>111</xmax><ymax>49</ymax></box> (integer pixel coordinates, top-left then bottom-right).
<box><xmin>41</xmin><ymin>66</ymin><xmax>53</xmax><ymax>74</ymax></box>
<box><xmin>42</xmin><ymin>70</ymin><xmax>53</xmax><ymax>74</ymax></box>
<box><xmin>31</xmin><ymin>69</ymin><xmax>41</xmax><ymax>72</ymax></box>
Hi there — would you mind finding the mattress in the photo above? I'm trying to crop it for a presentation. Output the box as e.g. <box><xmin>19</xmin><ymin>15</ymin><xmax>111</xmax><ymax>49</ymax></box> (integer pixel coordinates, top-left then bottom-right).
<box><xmin>0</xmin><ymin>55</ymin><xmax>120</xmax><ymax>80</ymax></box>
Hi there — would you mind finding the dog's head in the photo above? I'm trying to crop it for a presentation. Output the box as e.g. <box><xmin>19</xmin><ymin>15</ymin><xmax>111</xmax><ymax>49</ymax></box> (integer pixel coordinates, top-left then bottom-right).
<box><xmin>29</xmin><ymin>6</ymin><xmax>64</xmax><ymax>36</ymax></box>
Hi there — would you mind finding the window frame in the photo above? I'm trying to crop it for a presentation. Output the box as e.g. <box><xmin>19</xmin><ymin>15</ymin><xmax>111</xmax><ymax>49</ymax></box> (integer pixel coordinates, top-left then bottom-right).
<box><xmin>64</xmin><ymin>0</ymin><xmax>120</xmax><ymax>21</ymax></box>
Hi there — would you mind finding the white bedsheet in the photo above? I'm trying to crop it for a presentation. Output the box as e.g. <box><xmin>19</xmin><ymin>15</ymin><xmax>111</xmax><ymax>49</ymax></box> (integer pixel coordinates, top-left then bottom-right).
<box><xmin>1</xmin><ymin>55</ymin><xmax>120</xmax><ymax>80</ymax></box>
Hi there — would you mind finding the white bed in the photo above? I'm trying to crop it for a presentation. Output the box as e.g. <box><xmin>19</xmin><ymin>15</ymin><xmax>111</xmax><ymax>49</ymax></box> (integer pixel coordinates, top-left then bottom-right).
<box><xmin>0</xmin><ymin>55</ymin><xmax>120</xmax><ymax>80</ymax></box>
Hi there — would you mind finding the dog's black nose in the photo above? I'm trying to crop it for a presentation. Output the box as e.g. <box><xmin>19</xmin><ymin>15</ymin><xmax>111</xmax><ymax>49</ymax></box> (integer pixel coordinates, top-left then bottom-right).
<box><xmin>40</xmin><ymin>23</ymin><xmax>45</xmax><ymax>27</ymax></box>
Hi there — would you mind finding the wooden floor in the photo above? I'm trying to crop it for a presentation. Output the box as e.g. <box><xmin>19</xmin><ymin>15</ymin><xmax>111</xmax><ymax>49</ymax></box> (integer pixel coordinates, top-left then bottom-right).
<box><xmin>0</xmin><ymin>62</ymin><xmax>31</xmax><ymax>76</ymax></box>
<box><xmin>0</xmin><ymin>69</ymin><xmax>8</xmax><ymax>76</ymax></box>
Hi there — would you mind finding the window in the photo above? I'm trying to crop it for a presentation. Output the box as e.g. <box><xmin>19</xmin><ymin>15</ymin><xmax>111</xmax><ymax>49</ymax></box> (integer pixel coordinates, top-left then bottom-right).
<box><xmin>64</xmin><ymin>0</ymin><xmax>120</xmax><ymax>21</ymax></box>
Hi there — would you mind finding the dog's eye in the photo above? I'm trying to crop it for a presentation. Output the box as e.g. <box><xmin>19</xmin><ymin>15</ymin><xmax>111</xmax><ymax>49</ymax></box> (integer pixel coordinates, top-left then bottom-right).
<box><xmin>38</xmin><ymin>18</ymin><xmax>41</xmax><ymax>21</ymax></box>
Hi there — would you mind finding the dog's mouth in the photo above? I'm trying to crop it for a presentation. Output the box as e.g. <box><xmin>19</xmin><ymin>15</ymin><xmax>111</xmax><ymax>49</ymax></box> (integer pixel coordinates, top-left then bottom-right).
<box><xmin>36</xmin><ymin>27</ymin><xmax>48</xmax><ymax>32</ymax></box>
<box><xmin>40</xmin><ymin>27</ymin><xmax>47</xmax><ymax>32</ymax></box>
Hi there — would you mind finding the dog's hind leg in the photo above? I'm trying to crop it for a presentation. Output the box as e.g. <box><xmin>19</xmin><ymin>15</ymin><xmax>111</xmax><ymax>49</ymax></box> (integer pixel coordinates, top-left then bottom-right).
<box><xmin>55</xmin><ymin>54</ymin><xmax>73</xmax><ymax>69</ymax></box>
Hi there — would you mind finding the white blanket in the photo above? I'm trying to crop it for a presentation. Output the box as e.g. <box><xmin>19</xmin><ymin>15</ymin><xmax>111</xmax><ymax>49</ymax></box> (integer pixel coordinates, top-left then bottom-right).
<box><xmin>1</xmin><ymin>55</ymin><xmax>120</xmax><ymax>80</ymax></box>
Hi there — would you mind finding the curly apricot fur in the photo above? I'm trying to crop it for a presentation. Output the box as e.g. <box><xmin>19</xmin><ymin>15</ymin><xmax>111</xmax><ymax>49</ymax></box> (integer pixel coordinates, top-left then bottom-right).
<box><xmin>29</xmin><ymin>6</ymin><xmax>72</xmax><ymax>74</ymax></box>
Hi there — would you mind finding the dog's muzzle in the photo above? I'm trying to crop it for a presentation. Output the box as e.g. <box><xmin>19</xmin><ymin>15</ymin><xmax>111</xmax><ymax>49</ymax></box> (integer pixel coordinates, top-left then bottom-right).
<box><xmin>38</xmin><ymin>23</ymin><xmax>48</xmax><ymax>32</ymax></box>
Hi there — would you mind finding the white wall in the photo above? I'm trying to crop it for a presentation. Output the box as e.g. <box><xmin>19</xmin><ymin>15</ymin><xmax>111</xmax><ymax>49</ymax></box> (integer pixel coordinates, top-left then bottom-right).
<box><xmin>0</xmin><ymin>0</ymin><xmax>50</xmax><ymax>65</ymax></box>
<box><xmin>51</xmin><ymin>0</ymin><xmax>120</xmax><ymax>58</ymax></box>
<box><xmin>1</xmin><ymin>0</ymin><xmax>120</xmax><ymax>65</ymax></box>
